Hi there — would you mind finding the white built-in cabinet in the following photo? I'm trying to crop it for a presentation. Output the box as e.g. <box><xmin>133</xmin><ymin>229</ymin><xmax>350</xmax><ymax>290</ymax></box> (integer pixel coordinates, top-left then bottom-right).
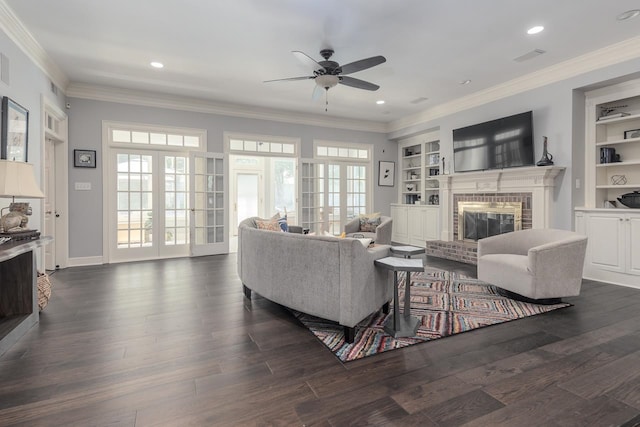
<box><xmin>391</xmin><ymin>204</ymin><xmax>439</xmax><ymax>246</ymax></box>
<box><xmin>575</xmin><ymin>209</ymin><xmax>640</xmax><ymax>288</ymax></box>
<box><xmin>578</xmin><ymin>78</ymin><xmax>640</xmax><ymax>288</ymax></box>
<box><xmin>392</xmin><ymin>130</ymin><xmax>441</xmax><ymax>246</ymax></box>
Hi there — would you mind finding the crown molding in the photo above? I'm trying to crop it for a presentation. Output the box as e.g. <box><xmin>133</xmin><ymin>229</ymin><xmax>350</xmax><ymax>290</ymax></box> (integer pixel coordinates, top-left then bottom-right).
<box><xmin>388</xmin><ymin>35</ymin><xmax>640</xmax><ymax>135</ymax></box>
<box><xmin>66</xmin><ymin>83</ymin><xmax>388</xmax><ymax>133</ymax></box>
<box><xmin>0</xmin><ymin>1</ymin><xmax>68</xmax><ymax>91</ymax></box>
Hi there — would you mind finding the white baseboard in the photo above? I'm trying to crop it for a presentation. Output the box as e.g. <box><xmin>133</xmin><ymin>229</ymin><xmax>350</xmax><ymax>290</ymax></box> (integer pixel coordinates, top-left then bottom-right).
<box><xmin>68</xmin><ymin>256</ymin><xmax>104</xmax><ymax>267</ymax></box>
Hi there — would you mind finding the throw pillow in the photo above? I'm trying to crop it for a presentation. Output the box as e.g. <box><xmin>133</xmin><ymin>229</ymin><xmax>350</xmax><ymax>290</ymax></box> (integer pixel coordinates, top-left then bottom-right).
<box><xmin>256</xmin><ymin>219</ymin><xmax>281</xmax><ymax>232</ymax></box>
<box><xmin>277</xmin><ymin>214</ymin><xmax>288</xmax><ymax>232</ymax></box>
<box><xmin>359</xmin><ymin>215</ymin><xmax>381</xmax><ymax>232</ymax></box>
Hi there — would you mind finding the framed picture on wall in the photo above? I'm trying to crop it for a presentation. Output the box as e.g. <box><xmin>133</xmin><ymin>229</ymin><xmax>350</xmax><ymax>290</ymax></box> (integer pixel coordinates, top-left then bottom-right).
<box><xmin>74</xmin><ymin>149</ymin><xmax>97</xmax><ymax>168</ymax></box>
<box><xmin>378</xmin><ymin>161</ymin><xmax>395</xmax><ymax>187</ymax></box>
<box><xmin>1</xmin><ymin>97</ymin><xmax>29</xmax><ymax>162</ymax></box>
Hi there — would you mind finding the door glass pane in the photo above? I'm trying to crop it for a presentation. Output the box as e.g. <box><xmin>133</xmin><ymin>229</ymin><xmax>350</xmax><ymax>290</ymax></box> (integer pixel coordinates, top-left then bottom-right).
<box><xmin>273</xmin><ymin>158</ymin><xmax>295</xmax><ymax>221</ymax></box>
<box><xmin>327</xmin><ymin>164</ymin><xmax>340</xmax><ymax>235</ymax></box>
<box><xmin>193</xmin><ymin>156</ymin><xmax>225</xmax><ymax>245</ymax></box>
<box><xmin>164</xmin><ymin>155</ymin><xmax>189</xmax><ymax>246</ymax></box>
<box><xmin>117</xmin><ymin>154</ymin><xmax>153</xmax><ymax>248</ymax></box>
<box><xmin>237</xmin><ymin>174</ymin><xmax>259</xmax><ymax>224</ymax></box>
<box><xmin>347</xmin><ymin>165</ymin><xmax>367</xmax><ymax>219</ymax></box>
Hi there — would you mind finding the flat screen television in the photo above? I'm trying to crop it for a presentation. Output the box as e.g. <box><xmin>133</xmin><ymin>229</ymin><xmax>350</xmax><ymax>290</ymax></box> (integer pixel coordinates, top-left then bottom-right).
<box><xmin>453</xmin><ymin>111</ymin><xmax>534</xmax><ymax>173</ymax></box>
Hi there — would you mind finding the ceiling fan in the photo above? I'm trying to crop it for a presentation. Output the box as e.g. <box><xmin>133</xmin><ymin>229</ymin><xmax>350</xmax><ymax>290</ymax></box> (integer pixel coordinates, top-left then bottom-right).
<box><xmin>265</xmin><ymin>49</ymin><xmax>386</xmax><ymax>109</ymax></box>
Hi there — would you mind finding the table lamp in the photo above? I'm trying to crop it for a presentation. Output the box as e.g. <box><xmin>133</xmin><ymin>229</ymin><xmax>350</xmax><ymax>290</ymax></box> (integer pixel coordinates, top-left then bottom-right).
<box><xmin>0</xmin><ymin>159</ymin><xmax>45</xmax><ymax>241</ymax></box>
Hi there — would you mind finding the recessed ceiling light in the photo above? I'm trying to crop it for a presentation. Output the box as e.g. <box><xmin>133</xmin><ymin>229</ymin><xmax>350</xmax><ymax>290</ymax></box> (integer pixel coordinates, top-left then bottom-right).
<box><xmin>376</xmin><ymin>100</ymin><xmax>385</xmax><ymax>105</ymax></box>
<box><xmin>617</xmin><ymin>9</ymin><xmax>640</xmax><ymax>21</ymax></box>
<box><xmin>527</xmin><ymin>26</ymin><xmax>544</xmax><ymax>35</ymax></box>
<box><xmin>150</xmin><ymin>61</ymin><xmax>164</xmax><ymax>69</ymax></box>
<box><xmin>460</xmin><ymin>79</ymin><xmax>471</xmax><ymax>85</ymax></box>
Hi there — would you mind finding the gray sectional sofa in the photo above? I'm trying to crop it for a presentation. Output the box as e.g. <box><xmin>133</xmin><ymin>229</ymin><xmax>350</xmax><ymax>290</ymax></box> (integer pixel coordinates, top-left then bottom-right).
<box><xmin>237</xmin><ymin>217</ymin><xmax>393</xmax><ymax>342</ymax></box>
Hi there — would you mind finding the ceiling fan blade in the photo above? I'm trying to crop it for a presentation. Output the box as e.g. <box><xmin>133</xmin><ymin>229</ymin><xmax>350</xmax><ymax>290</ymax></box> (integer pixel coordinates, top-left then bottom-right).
<box><xmin>264</xmin><ymin>76</ymin><xmax>315</xmax><ymax>83</ymax></box>
<box><xmin>339</xmin><ymin>55</ymin><xmax>386</xmax><ymax>75</ymax></box>
<box><xmin>292</xmin><ymin>51</ymin><xmax>326</xmax><ymax>74</ymax></box>
<box><xmin>339</xmin><ymin>76</ymin><xmax>380</xmax><ymax>91</ymax></box>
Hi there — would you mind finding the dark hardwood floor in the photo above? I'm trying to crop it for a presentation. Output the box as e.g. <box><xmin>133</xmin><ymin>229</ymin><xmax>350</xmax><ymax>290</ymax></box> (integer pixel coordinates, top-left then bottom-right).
<box><xmin>1</xmin><ymin>254</ymin><xmax>639</xmax><ymax>426</ymax></box>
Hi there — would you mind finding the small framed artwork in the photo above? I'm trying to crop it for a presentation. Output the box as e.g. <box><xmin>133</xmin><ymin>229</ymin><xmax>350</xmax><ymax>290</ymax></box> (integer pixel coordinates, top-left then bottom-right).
<box><xmin>378</xmin><ymin>161</ymin><xmax>395</xmax><ymax>187</ymax></box>
<box><xmin>624</xmin><ymin>129</ymin><xmax>640</xmax><ymax>139</ymax></box>
<box><xmin>74</xmin><ymin>149</ymin><xmax>97</xmax><ymax>168</ymax></box>
<box><xmin>1</xmin><ymin>97</ymin><xmax>29</xmax><ymax>162</ymax></box>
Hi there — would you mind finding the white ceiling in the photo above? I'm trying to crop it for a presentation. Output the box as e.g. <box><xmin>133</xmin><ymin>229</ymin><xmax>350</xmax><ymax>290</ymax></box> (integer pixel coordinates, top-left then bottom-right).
<box><xmin>5</xmin><ymin>0</ymin><xmax>640</xmax><ymax>124</ymax></box>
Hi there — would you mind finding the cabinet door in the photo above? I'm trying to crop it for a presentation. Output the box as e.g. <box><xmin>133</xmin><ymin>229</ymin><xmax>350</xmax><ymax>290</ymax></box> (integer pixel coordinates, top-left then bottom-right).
<box><xmin>391</xmin><ymin>205</ymin><xmax>408</xmax><ymax>244</ymax></box>
<box><xmin>424</xmin><ymin>208</ymin><xmax>439</xmax><ymax>241</ymax></box>
<box><xmin>628</xmin><ymin>216</ymin><xmax>640</xmax><ymax>276</ymax></box>
<box><xmin>587</xmin><ymin>213</ymin><xmax>625</xmax><ymax>273</ymax></box>
<box><xmin>407</xmin><ymin>207</ymin><xmax>425</xmax><ymax>247</ymax></box>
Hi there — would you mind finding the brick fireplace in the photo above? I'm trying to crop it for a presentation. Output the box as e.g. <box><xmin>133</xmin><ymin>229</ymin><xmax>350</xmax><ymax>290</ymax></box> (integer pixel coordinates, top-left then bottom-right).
<box><xmin>425</xmin><ymin>166</ymin><xmax>563</xmax><ymax>264</ymax></box>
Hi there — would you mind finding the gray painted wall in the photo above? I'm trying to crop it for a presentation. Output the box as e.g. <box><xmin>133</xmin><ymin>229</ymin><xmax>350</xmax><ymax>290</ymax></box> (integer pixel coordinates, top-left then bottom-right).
<box><xmin>67</xmin><ymin>98</ymin><xmax>397</xmax><ymax>258</ymax></box>
<box><xmin>0</xmin><ymin>30</ymin><xmax>66</xmax><ymax>238</ymax></box>
<box><xmin>389</xmin><ymin>57</ymin><xmax>640</xmax><ymax>232</ymax></box>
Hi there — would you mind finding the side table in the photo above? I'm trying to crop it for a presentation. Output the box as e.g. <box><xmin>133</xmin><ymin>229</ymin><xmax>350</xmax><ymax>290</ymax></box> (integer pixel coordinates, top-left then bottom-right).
<box><xmin>374</xmin><ymin>256</ymin><xmax>424</xmax><ymax>338</ymax></box>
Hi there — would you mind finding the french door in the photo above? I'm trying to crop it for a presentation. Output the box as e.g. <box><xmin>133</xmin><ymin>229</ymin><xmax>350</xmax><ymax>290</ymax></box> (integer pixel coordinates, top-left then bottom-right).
<box><xmin>300</xmin><ymin>159</ymin><xmax>369</xmax><ymax>234</ymax></box>
<box><xmin>107</xmin><ymin>149</ymin><xmax>190</xmax><ymax>262</ymax></box>
<box><xmin>190</xmin><ymin>152</ymin><xmax>228</xmax><ymax>256</ymax></box>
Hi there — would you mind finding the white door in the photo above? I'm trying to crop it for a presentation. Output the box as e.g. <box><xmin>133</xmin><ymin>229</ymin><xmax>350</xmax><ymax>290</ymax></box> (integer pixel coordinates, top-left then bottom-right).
<box><xmin>43</xmin><ymin>138</ymin><xmax>56</xmax><ymax>270</ymax></box>
<box><xmin>190</xmin><ymin>152</ymin><xmax>228</xmax><ymax>256</ymax></box>
<box><xmin>108</xmin><ymin>150</ymin><xmax>190</xmax><ymax>262</ymax></box>
<box><xmin>299</xmin><ymin>159</ymin><xmax>327</xmax><ymax>234</ymax></box>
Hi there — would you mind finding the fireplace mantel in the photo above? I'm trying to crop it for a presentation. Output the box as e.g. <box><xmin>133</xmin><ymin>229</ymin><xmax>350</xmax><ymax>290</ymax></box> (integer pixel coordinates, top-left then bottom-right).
<box><xmin>435</xmin><ymin>166</ymin><xmax>565</xmax><ymax>241</ymax></box>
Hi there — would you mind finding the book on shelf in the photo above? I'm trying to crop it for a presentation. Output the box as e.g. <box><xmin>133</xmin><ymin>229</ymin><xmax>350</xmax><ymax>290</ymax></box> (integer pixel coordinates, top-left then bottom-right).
<box><xmin>597</xmin><ymin>112</ymin><xmax>630</xmax><ymax>121</ymax></box>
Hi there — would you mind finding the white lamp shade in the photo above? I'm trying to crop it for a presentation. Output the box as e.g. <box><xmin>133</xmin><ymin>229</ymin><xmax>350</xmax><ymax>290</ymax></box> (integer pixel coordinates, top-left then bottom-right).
<box><xmin>0</xmin><ymin>160</ymin><xmax>45</xmax><ymax>198</ymax></box>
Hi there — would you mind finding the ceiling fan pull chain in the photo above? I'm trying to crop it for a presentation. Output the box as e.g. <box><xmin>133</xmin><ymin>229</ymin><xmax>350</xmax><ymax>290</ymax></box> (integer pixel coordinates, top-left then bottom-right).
<box><xmin>325</xmin><ymin>89</ymin><xmax>329</xmax><ymax>112</ymax></box>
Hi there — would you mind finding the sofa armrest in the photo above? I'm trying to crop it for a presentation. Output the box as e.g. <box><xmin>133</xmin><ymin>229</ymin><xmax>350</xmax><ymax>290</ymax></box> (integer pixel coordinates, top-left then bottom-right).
<box><xmin>344</xmin><ymin>217</ymin><xmax>361</xmax><ymax>234</ymax></box>
<box><xmin>528</xmin><ymin>236</ymin><xmax>588</xmax><ymax>277</ymax></box>
<box><xmin>375</xmin><ymin>217</ymin><xmax>392</xmax><ymax>245</ymax></box>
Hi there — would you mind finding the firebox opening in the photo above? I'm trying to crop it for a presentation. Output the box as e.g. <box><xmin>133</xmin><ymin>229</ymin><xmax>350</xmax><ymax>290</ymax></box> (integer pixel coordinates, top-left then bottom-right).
<box><xmin>458</xmin><ymin>201</ymin><xmax>522</xmax><ymax>242</ymax></box>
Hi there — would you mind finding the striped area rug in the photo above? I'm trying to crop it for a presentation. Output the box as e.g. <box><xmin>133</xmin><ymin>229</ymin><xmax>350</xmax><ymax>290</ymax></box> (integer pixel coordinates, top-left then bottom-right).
<box><xmin>292</xmin><ymin>269</ymin><xmax>571</xmax><ymax>362</ymax></box>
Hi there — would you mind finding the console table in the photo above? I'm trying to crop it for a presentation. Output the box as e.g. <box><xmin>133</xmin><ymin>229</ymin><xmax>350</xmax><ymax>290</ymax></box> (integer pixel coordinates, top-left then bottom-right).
<box><xmin>0</xmin><ymin>237</ymin><xmax>52</xmax><ymax>356</ymax></box>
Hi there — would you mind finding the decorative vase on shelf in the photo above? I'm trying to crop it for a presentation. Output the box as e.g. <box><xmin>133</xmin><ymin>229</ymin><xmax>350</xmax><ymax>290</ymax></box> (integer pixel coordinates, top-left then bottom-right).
<box><xmin>536</xmin><ymin>136</ymin><xmax>554</xmax><ymax>166</ymax></box>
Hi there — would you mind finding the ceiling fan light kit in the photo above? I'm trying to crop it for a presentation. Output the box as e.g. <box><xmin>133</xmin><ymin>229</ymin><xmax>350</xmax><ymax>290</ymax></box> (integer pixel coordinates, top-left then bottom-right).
<box><xmin>265</xmin><ymin>48</ymin><xmax>386</xmax><ymax>111</ymax></box>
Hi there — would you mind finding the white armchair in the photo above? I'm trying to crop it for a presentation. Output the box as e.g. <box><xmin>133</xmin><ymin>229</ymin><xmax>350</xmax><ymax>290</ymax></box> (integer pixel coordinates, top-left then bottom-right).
<box><xmin>344</xmin><ymin>215</ymin><xmax>392</xmax><ymax>245</ymax></box>
<box><xmin>477</xmin><ymin>229</ymin><xmax>588</xmax><ymax>303</ymax></box>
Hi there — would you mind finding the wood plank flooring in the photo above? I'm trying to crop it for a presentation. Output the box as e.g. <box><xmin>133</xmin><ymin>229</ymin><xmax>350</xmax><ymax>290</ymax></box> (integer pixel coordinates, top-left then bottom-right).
<box><xmin>0</xmin><ymin>254</ymin><xmax>639</xmax><ymax>426</ymax></box>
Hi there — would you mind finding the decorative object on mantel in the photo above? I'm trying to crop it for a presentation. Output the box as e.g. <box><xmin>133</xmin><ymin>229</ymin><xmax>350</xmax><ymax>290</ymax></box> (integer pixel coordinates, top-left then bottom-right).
<box><xmin>611</xmin><ymin>174</ymin><xmax>627</xmax><ymax>185</ymax></box>
<box><xmin>536</xmin><ymin>136</ymin><xmax>554</xmax><ymax>166</ymax></box>
<box><xmin>0</xmin><ymin>160</ymin><xmax>45</xmax><ymax>240</ymax></box>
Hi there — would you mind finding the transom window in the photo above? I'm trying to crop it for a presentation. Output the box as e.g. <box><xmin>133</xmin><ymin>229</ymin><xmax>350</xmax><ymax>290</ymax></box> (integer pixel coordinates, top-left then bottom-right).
<box><xmin>229</xmin><ymin>137</ymin><xmax>296</xmax><ymax>155</ymax></box>
<box><xmin>107</xmin><ymin>122</ymin><xmax>205</xmax><ymax>150</ymax></box>
<box><xmin>315</xmin><ymin>142</ymin><xmax>369</xmax><ymax>160</ymax></box>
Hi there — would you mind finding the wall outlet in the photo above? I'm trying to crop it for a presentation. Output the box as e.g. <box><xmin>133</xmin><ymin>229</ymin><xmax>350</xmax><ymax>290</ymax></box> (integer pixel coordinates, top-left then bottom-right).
<box><xmin>75</xmin><ymin>182</ymin><xmax>91</xmax><ymax>191</ymax></box>
<box><xmin>575</xmin><ymin>178</ymin><xmax>581</xmax><ymax>189</ymax></box>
